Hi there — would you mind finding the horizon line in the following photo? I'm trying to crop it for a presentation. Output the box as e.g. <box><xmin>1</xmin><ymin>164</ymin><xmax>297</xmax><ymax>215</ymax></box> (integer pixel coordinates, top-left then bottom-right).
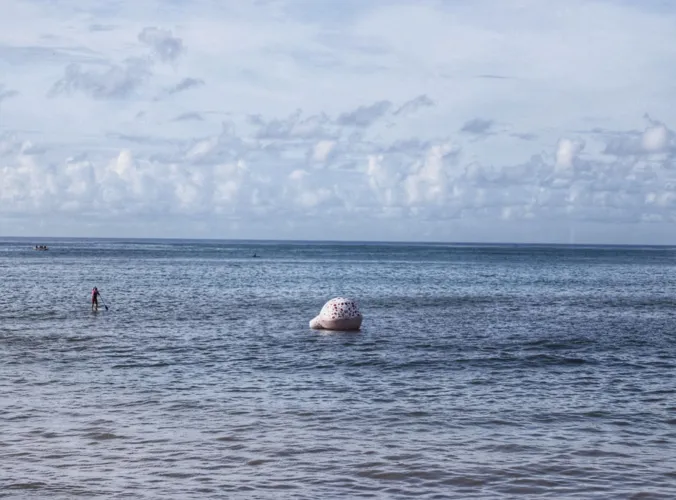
<box><xmin>1</xmin><ymin>235</ymin><xmax>675</xmax><ymax>248</ymax></box>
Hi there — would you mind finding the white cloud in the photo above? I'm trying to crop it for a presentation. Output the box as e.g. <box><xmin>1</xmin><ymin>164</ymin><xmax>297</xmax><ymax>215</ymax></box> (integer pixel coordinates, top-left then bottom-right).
<box><xmin>642</xmin><ymin>123</ymin><xmax>669</xmax><ymax>152</ymax></box>
<box><xmin>311</xmin><ymin>140</ymin><xmax>336</xmax><ymax>162</ymax></box>
<box><xmin>555</xmin><ymin>138</ymin><xmax>584</xmax><ymax>170</ymax></box>
<box><xmin>366</xmin><ymin>154</ymin><xmax>401</xmax><ymax>207</ymax></box>
<box><xmin>289</xmin><ymin>169</ymin><xmax>308</xmax><ymax>181</ymax></box>
<box><xmin>138</xmin><ymin>27</ymin><xmax>184</xmax><ymax>63</ymax></box>
<box><xmin>185</xmin><ymin>137</ymin><xmax>218</xmax><ymax>161</ymax></box>
<box><xmin>394</xmin><ymin>94</ymin><xmax>434</xmax><ymax>116</ymax></box>
<box><xmin>48</xmin><ymin>59</ymin><xmax>152</xmax><ymax>100</ymax></box>
<box><xmin>296</xmin><ymin>188</ymin><xmax>333</xmax><ymax>209</ymax></box>
<box><xmin>3</xmin><ymin>107</ymin><xmax>676</xmax><ymax>241</ymax></box>
<box><xmin>460</xmin><ymin>118</ymin><xmax>494</xmax><ymax>136</ymax></box>
<box><xmin>404</xmin><ymin>143</ymin><xmax>457</xmax><ymax>206</ymax></box>
<box><xmin>336</xmin><ymin>100</ymin><xmax>392</xmax><ymax>128</ymax></box>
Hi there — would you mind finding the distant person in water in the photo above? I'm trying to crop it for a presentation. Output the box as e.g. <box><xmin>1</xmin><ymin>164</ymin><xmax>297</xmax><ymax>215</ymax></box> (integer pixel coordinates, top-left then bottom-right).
<box><xmin>91</xmin><ymin>287</ymin><xmax>100</xmax><ymax>311</ymax></box>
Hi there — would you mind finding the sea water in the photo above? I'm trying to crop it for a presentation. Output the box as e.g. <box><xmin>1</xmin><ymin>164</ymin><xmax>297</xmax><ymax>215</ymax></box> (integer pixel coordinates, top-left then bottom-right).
<box><xmin>1</xmin><ymin>238</ymin><xmax>675</xmax><ymax>499</ymax></box>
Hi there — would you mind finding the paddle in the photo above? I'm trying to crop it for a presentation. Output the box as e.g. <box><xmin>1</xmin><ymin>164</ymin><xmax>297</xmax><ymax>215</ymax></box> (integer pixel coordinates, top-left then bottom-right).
<box><xmin>99</xmin><ymin>293</ymin><xmax>109</xmax><ymax>311</ymax></box>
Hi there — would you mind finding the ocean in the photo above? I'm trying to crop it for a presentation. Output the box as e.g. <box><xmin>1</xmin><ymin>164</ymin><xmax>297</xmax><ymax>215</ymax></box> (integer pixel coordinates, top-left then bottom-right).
<box><xmin>1</xmin><ymin>238</ymin><xmax>675</xmax><ymax>499</ymax></box>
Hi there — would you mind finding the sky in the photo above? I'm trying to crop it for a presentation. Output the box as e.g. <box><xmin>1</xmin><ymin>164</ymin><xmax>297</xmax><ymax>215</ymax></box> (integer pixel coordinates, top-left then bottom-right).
<box><xmin>1</xmin><ymin>0</ymin><xmax>676</xmax><ymax>243</ymax></box>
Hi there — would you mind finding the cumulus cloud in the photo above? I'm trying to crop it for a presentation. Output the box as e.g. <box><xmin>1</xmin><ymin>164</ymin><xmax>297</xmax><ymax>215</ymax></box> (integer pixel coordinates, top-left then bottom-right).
<box><xmin>460</xmin><ymin>118</ymin><xmax>494</xmax><ymax>135</ymax></box>
<box><xmin>385</xmin><ymin>138</ymin><xmax>431</xmax><ymax>154</ymax></box>
<box><xmin>289</xmin><ymin>169</ymin><xmax>307</xmax><ymax>181</ymax></box>
<box><xmin>641</xmin><ymin>121</ymin><xmax>670</xmax><ymax>152</ymax></box>
<box><xmin>172</xmin><ymin>122</ymin><xmax>254</xmax><ymax>167</ymax></box>
<box><xmin>49</xmin><ymin>59</ymin><xmax>152</xmax><ymax>99</ymax></box>
<box><xmin>0</xmin><ymin>139</ymin><xmax>252</xmax><ymax>218</ymax></box>
<box><xmin>365</xmin><ymin>142</ymin><xmax>461</xmax><ymax>214</ymax></box>
<box><xmin>601</xmin><ymin>117</ymin><xmax>675</xmax><ymax>157</ymax></box>
<box><xmin>512</xmin><ymin>133</ymin><xmax>537</xmax><ymax>141</ymax></box>
<box><xmin>3</xmin><ymin>115</ymin><xmax>676</xmax><ymax>234</ymax></box>
<box><xmin>286</xmin><ymin>169</ymin><xmax>335</xmax><ymax>208</ymax></box>
<box><xmin>337</xmin><ymin>100</ymin><xmax>392</xmax><ymax>128</ymax></box>
<box><xmin>602</xmin><ymin>132</ymin><xmax>642</xmax><ymax>157</ymax></box>
<box><xmin>49</xmin><ymin>27</ymin><xmax>191</xmax><ymax>100</ymax></box>
<box><xmin>404</xmin><ymin>143</ymin><xmax>457</xmax><ymax>206</ymax></box>
<box><xmin>555</xmin><ymin>138</ymin><xmax>584</xmax><ymax>169</ymax></box>
<box><xmin>366</xmin><ymin>154</ymin><xmax>405</xmax><ymax>207</ymax></box>
<box><xmin>310</xmin><ymin>140</ymin><xmax>337</xmax><ymax>162</ymax></box>
<box><xmin>250</xmin><ymin>110</ymin><xmax>335</xmax><ymax>140</ymax></box>
<box><xmin>167</xmin><ymin>77</ymin><xmax>205</xmax><ymax>95</ymax></box>
<box><xmin>138</xmin><ymin>27</ymin><xmax>184</xmax><ymax>62</ymax></box>
<box><xmin>394</xmin><ymin>94</ymin><xmax>435</xmax><ymax>116</ymax></box>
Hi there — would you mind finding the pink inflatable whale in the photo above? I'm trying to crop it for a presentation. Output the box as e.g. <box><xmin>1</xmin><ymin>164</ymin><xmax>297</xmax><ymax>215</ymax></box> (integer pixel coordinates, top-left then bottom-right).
<box><xmin>309</xmin><ymin>297</ymin><xmax>363</xmax><ymax>331</ymax></box>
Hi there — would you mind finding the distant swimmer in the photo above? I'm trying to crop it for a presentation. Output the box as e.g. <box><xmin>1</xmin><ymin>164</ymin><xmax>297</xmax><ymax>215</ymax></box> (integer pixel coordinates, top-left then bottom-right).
<box><xmin>91</xmin><ymin>286</ymin><xmax>100</xmax><ymax>311</ymax></box>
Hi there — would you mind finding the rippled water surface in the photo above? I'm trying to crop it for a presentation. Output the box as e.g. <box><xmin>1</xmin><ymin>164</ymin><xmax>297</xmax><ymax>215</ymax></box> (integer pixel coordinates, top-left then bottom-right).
<box><xmin>1</xmin><ymin>238</ymin><xmax>675</xmax><ymax>499</ymax></box>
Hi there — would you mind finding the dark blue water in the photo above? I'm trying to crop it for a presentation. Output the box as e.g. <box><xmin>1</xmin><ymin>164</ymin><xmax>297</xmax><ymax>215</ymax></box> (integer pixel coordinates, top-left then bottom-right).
<box><xmin>1</xmin><ymin>238</ymin><xmax>675</xmax><ymax>499</ymax></box>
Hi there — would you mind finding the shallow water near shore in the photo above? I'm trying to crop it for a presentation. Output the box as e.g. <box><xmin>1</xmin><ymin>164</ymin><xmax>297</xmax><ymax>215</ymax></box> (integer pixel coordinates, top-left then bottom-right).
<box><xmin>1</xmin><ymin>238</ymin><xmax>675</xmax><ymax>499</ymax></box>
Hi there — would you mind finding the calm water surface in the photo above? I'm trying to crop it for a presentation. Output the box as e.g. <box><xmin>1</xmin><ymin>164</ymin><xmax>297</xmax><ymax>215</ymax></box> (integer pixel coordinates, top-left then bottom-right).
<box><xmin>1</xmin><ymin>238</ymin><xmax>675</xmax><ymax>499</ymax></box>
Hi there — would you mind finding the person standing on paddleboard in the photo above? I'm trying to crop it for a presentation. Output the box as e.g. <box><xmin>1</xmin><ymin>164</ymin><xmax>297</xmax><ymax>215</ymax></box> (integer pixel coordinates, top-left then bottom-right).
<box><xmin>91</xmin><ymin>287</ymin><xmax>100</xmax><ymax>311</ymax></box>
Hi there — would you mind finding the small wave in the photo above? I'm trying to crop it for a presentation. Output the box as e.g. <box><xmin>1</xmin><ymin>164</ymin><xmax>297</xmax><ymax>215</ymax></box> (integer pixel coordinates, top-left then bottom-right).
<box><xmin>246</xmin><ymin>458</ymin><xmax>269</xmax><ymax>466</ymax></box>
<box><xmin>84</xmin><ymin>432</ymin><xmax>124</xmax><ymax>441</ymax></box>
<box><xmin>214</xmin><ymin>435</ymin><xmax>242</xmax><ymax>442</ymax></box>
<box><xmin>583</xmin><ymin>411</ymin><xmax>611</xmax><ymax>418</ymax></box>
<box><xmin>158</xmin><ymin>472</ymin><xmax>197</xmax><ymax>479</ymax></box>
<box><xmin>572</xmin><ymin>449</ymin><xmax>632</xmax><ymax>458</ymax></box>
<box><xmin>6</xmin><ymin>482</ymin><xmax>46</xmax><ymax>490</ymax></box>
<box><xmin>111</xmin><ymin>362</ymin><xmax>172</xmax><ymax>369</ymax></box>
<box><xmin>441</xmin><ymin>476</ymin><xmax>487</xmax><ymax>487</ymax></box>
<box><xmin>356</xmin><ymin>468</ymin><xmax>446</xmax><ymax>481</ymax></box>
